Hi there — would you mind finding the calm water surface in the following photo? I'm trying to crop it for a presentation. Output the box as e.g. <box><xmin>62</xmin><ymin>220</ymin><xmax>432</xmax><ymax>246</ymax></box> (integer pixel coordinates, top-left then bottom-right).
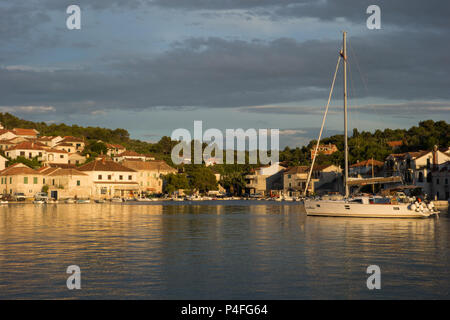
<box><xmin>0</xmin><ymin>201</ymin><xmax>448</xmax><ymax>299</ymax></box>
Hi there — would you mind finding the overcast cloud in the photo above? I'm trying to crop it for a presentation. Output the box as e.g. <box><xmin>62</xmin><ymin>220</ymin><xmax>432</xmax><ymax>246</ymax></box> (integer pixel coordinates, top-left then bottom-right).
<box><xmin>0</xmin><ymin>0</ymin><xmax>448</xmax><ymax>146</ymax></box>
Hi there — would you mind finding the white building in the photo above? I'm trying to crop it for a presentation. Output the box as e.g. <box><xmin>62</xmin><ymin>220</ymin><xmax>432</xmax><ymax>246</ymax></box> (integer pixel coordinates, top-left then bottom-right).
<box><xmin>78</xmin><ymin>159</ymin><xmax>139</xmax><ymax>199</ymax></box>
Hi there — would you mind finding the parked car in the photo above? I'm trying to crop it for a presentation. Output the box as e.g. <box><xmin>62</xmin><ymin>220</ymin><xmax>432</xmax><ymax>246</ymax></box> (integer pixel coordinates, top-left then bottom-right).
<box><xmin>34</xmin><ymin>192</ymin><xmax>49</xmax><ymax>202</ymax></box>
<box><xmin>13</xmin><ymin>192</ymin><xmax>26</xmax><ymax>201</ymax></box>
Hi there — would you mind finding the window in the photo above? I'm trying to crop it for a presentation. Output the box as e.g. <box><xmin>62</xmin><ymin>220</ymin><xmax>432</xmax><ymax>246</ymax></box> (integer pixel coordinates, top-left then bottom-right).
<box><xmin>288</xmin><ymin>174</ymin><xmax>291</xmax><ymax>179</ymax></box>
<box><xmin>436</xmin><ymin>179</ymin><xmax>440</xmax><ymax>185</ymax></box>
<box><xmin>43</xmin><ymin>178</ymin><xmax>46</xmax><ymax>184</ymax></box>
<box><xmin>108</xmin><ymin>175</ymin><xmax>112</xmax><ymax>180</ymax></box>
<box><xmin>98</xmin><ymin>175</ymin><xmax>102</xmax><ymax>180</ymax></box>
<box><xmin>418</xmin><ymin>172</ymin><xmax>424</xmax><ymax>182</ymax></box>
<box><xmin>77</xmin><ymin>180</ymin><xmax>80</xmax><ymax>186</ymax></box>
<box><xmin>24</xmin><ymin>177</ymin><xmax>28</xmax><ymax>184</ymax></box>
<box><xmin>119</xmin><ymin>175</ymin><xmax>123</xmax><ymax>180</ymax></box>
<box><xmin>445</xmin><ymin>179</ymin><xmax>448</xmax><ymax>185</ymax></box>
<box><xmin>33</xmin><ymin>177</ymin><xmax>38</xmax><ymax>184</ymax></box>
<box><xmin>39</xmin><ymin>152</ymin><xmax>42</xmax><ymax>157</ymax></box>
<box><xmin>60</xmin><ymin>155</ymin><xmax>64</xmax><ymax>159</ymax></box>
<box><xmin>128</xmin><ymin>175</ymin><xmax>132</xmax><ymax>180</ymax></box>
<box><xmin>20</xmin><ymin>151</ymin><xmax>25</xmax><ymax>156</ymax></box>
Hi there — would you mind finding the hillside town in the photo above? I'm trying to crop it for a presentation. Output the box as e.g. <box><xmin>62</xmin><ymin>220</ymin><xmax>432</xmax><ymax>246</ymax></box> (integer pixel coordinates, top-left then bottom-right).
<box><xmin>0</xmin><ymin>124</ymin><xmax>449</xmax><ymax>203</ymax></box>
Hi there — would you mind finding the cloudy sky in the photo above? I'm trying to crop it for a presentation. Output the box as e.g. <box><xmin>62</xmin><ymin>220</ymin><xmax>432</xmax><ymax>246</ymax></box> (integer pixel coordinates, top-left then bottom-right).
<box><xmin>0</xmin><ymin>0</ymin><xmax>449</xmax><ymax>147</ymax></box>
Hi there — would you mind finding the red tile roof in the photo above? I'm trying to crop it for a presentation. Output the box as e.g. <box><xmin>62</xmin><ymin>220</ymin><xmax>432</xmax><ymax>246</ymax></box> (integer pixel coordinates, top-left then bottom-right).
<box><xmin>78</xmin><ymin>159</ymin><xmax>136</xmax><ymax>172</ymax></box>
<box><xmin>12</xmin><ymin>128</ymin><xmax>39</xmax><ymax>136</ymax></box>
<box><xmin>62</xmin><ymin>136</ymin><xmax>84</xmax><ymax>142</ymax></box>
<box><xmin>122</xmin><ymin>160</ymin><xmax>176</xmax><ymax>172</ymax></box>
<box><xmin>46</xmin><ymin>168</ymin><xmax>87</xmax><ymax>176</ymax></box>
<box><xmin>387</xmin><ymin>140</ymin><xmax>404</xmax><ymax>148</ymax></box>
<box><xmin>350</xmin><ymin>159</ymin><xmax>384</xmax><ymax>168</ymax></box>
<box><xmin>1</xmin><ymin>164</ymin><xmax>41</xmax><ymax>176</ymax></box>
<box><xmin>116</xmin><ymin>150</ymin><xmax>145</xmax><ymax>157</ymax></box>
<box><xmin>7</xmin><ymin>141</ymin><xmax>46</xmax><ymax>151</ymax></box>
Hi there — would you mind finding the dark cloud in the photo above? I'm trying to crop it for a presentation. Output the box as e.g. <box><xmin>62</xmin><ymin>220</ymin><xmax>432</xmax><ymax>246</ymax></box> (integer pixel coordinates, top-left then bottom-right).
<box><xmin>1</xmin><ymin>31</ymin><xmax>449</xmax><ymax>114</ymax></box>
<box><xmin>151</xmin><ymin>0</ymin><xmax>450</xmax><ymax>29</ymax></box>
<box><xmin>240</xmin><ymin>101</ymin><xmax>450</xmax><ymax>116</ymax></box>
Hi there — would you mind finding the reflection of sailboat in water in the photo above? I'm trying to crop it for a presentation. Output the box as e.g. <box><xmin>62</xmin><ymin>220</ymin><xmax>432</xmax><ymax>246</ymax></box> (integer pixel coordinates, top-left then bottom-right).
<box><xmin>304</xmin><ymin>32</ymin><xmax>437</xmax><ymax>218</ymax></box>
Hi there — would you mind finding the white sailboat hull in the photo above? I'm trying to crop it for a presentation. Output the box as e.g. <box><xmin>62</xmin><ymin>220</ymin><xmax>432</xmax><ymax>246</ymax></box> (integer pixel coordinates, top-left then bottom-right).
<box><xmin>304</xmin><ymin>199</ymin><xmax>435</xmax><ymax>218</ymax></box>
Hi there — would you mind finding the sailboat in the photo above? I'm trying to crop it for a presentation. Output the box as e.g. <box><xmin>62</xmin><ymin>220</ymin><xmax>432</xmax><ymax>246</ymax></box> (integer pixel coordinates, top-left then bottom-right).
<box><xmin>303</xmin><ymin>32</ymin><xmax>437</xmax><ymax>218</ymax></box>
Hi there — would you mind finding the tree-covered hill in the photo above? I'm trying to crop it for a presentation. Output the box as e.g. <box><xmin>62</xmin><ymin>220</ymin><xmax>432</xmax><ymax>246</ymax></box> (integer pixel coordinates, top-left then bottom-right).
<box><xmin>1</xmin><ymin>112</ymin><xmax>448</xmax><ymax>169</ymax></box>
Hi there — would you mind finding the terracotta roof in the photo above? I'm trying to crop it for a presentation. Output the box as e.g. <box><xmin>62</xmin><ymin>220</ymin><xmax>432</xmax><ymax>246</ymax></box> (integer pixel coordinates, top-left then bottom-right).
<box><xmin>106</xmin><ymin>143</ymin><xmax>125</xmax><ymax>149</ymax></box>
<box><xmin>116</xmin><ymin>150</ymin><xmax>145</xmax><ymax>157</ymax></box>
<box><xmin>122</xmin><ymin>160</ymin><xmax>176</xmax><ymax>172</ymax></box>
<box><xmin>47</xmin><ymin>168</ymin><xmax>87</xmax><ymax>176</ymax></box>
<box><xmin>7</xmin><ymin>141</ymin><xmax>46</xmax><ymax>151</ymax></box>
<box><xmin>350</xmin><ymin>159</ymin><xmax>384</xmax><ymax>168</ymax></box>
<box><xmin>55</xmin><ymin>142</ymin><xmax>73</xmax><ymax>147</ymax></box>
<box><xmin>37</xmin><ymin>136</ymin><xmax>57</xmax><ymax>141</ymax></box>
<box><xmin>0</xmin><ymin>129</ymin><xmax>13</xmax><ymax>135</ymax></box>
<box><xmin>46</xmin><ymin>148</ymin><xmax>69</xmax><ymax>154</ymax></box>
<box><xmin>0</xmin><ymin>164</ymin><xmax>41</xmax><ymax>176</ymax></box>
<box><xmin>48</xmin><ymin>163</ymin><xmax>77</xmax><ymax>169</ymax></box>
<box><xmin>12</xmin><ymin>128</ymin><xmax>39</xmax><ymax>136</ymax></box>
<box><xmin>78</xmin><ymin>159</ymin><xmax>136</xmax><ymax>172</ymax></box>
<box><xmin>285</xmin><ymin>164</ymin><xmax>336</xmax><ymax>174</ymax></box>
<box><xmin>37</xmin><ymin>166</ymin><xmax>60</xmax><ymax>174</ymax></box>
<box><xmin>285</xmin><ymin>166</ymin><xmax>309</xmax><ymax>174</ymax></box>
<box><xmin>387</xmin><ymin>153</ymin><xmax>407</xmax><ymax>159</ymax></box>
<box><xmin>407</xmin><ymin>150</ymin><xmax>430</xmax><ymax>159</ymax></box>
<box><xmin>62</xmin><ymin>136</ymin><xmax>84</xmax><ymax>142</ymax></box>
<box><xmin>387</xmin><ymin>140</ymin><xmax>403</xmax><ymax>148</ymax></box>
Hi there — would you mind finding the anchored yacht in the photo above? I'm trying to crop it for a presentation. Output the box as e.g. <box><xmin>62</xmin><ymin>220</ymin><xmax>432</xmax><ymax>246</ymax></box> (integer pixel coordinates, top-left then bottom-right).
<box><xmin>303</xmin><ymin>32</ymin><xmax>437</xmax><ymax>218</ymax></box>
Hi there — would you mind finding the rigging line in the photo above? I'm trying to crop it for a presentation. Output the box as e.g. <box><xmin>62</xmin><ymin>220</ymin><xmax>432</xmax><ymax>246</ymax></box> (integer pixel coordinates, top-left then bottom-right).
<box><xmin>303</xmin><ymin>54</ymin><xmax>342</xmax><ymax>196</ymax></box>
<box><xmin>348</xmin><ymin>38</ymin><xmax>384</xmax><ymax>140</ymax></box>
<box><xmin>348</xmin><ymin>39</ymin><xmax>369</xmax><ymax>97</ymax></box>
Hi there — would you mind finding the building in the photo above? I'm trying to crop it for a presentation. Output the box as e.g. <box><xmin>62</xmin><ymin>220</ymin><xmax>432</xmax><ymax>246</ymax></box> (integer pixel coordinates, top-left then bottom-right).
<box><xmin>37</xmin><ymin>136</ymin><xmax>63</xmax><ymax>148</ymax></box>
<box><xmin>5</xmin><ymin>141</ymin><xmax>46</xmax><ymax>160</ymax></box>
<box><xmin>0</xmin><ymin>129</ymin><xmax>16</xmax><ymax>140</ymax></box>
<box><xmin>0</xmin><ymin>139</ymin><xmax>15</xmax><ymax>151</ymax></box>
<box><xmin>349</xmin><ymin>159</ymin><xmax>384</xmax><ymax>177</ymax></box>
<box><xmin>310</xmin><ymin>143</ymin><xmax>338</xmax><ymax>160</ymax></box>
<box><xmin>42</xmin><ymin>167</ymin><xmax>92</xmax><ymax>200</ymax></box>
<box><xmin>385</xmin><ymin>148</ymin><xmax>450</xmax><ymax>183</ymax></box>
<box><xmin>122</xmin><ymin>160</ymin><xmax>177</xmax><ymax>194</ymax></box>
<box><xmin>77</xmin><ymin>159</ymin><xmax>139</xmax><ymax>199</ymax></box>
<box><xmin>245</xmin><ymin>162</ymin><xmax>286</xmax><ymax>196</ymax></box>
<box><xmin>42</xmin><ymin>149</ymin><xmax>70</xmax><ymax>165</ymax></box>
<box><xmin>105</xmin><ymin>143</ymin><xmax>126</xmax><ymax>157</ymax></box>
<box><xmin>413</xmin><ymin>160</ymin><xmax>450</xmax><ymax>200</ymax></box>
<box><xmin>283</xmin><ymin>164</ymin><xmax>342</xmax><ymax>195</ymax></box>
<box><xmin>0</xmin><ymin>163</ymin><xmax>44</xmax><ymax>197</ymax></box>
<box><xmin>387</xmin><ymin>140</ymin><xmax>404</xmax><ymax>150</ymax></box>
<box><xmin>0</xmin><ymin>154</ymin><xmax>7</xmax><ymax>171</ymax></box>
<box><xmin>57</xmin><ymin>136</ymin><xmax>85</xmax><ymax>152</ymax></box>
<box><xmin>68</xmin><ymin>153</ymin><xmax>87</xmax><ymax>165</ymax></box>
<box><xmin>112</xmin><ymin>150</ymin><xmax>150</xmax><ymax>162</ymax></box>
<box><xmin>12</xmin><ymin>128</ymin><xmax>39</xmax><ymax>139</ymax></box>
<box><xmin>283</xmin><ymin>166</ymin><xmax>314</xmax><ymax>195</ymax></box>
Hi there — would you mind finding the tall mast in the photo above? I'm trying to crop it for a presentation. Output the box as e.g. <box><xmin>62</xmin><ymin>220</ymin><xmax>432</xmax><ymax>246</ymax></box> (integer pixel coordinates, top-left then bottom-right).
<box><xmin>343</xmin><ymin>31</ymin><xmax>349</xmax><ymax>198</ymax></box>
